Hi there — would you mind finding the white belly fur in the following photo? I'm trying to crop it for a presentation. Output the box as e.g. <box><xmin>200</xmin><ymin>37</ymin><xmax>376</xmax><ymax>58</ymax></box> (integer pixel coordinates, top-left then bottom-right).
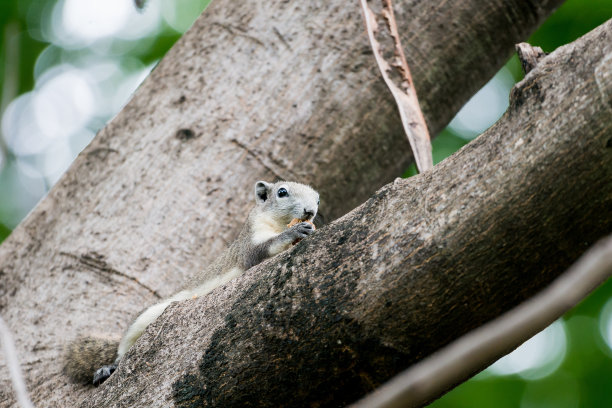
<box><xmin>251</xmin><ymin>212</ymin><xmax>284</xmax><ymax>245</ymax></box>
<box><xmin>116</xmin><ymin>267</ymin><xmax>244</xmax><ymax>359</ymax></box>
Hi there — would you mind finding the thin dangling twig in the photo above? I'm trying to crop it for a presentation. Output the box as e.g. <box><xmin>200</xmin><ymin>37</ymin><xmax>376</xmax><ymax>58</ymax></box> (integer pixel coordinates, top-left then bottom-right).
<box><xmin>359</xmin><ymin>0</ymin><xmax>433</xmax><ymax>172</ymax></box>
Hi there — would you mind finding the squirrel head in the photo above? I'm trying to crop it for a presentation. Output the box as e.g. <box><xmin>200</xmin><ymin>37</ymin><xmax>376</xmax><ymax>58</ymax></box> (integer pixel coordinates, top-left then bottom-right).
<box><xmin>254</xmin><ymin>181</ymin><xmax>319</xmax><ymax>225</ymax></box>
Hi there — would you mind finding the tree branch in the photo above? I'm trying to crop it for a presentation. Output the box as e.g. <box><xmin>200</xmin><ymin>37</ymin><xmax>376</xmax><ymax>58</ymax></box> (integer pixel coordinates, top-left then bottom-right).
<box><xmin>351</xmin><ymin>234</ymin><xmax>612</xmax><ymax>408</ymax></box>
<box><xmin>82</xmin><ymin>19</ymin><xmax>612</xmax><ymax>407</ymax></box>
<box><xmin>0</xmin><ymin>315</ymin><xmax>33</xmax><ymax>408</ymax></box>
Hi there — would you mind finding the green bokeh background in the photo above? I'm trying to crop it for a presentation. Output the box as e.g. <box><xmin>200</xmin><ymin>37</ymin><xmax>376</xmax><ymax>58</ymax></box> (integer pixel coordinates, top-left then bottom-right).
<box><xmin>1</xmin><ymin>0</ymin><xmax>611</xmax><ymax>406</ymax></box>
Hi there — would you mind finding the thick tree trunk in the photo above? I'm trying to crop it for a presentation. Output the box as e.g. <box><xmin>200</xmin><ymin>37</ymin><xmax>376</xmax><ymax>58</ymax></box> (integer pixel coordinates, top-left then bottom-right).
<box><xmin>78</xmin><ymin>19</ymin><xmax>612</xmax><ymax>407</ymax></box>
<box><xmin>0</xmin><ymin>0</ymin><xmax>566</xmax><ymax>406</ymax></box>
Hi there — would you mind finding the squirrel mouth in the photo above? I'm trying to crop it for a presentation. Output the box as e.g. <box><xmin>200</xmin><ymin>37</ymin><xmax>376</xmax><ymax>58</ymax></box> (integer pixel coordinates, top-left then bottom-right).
<box><xmin>287</xmin><ymin>217</ymin><xmax>316</xmax><ymax>228</ymax></box>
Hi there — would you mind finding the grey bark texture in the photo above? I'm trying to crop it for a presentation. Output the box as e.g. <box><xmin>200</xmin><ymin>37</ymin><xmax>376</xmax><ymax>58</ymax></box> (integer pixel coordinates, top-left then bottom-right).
<box><xmin>352</xmin><ymin>234</ymin><xmax>612</xmax><ymax>408</ymax></box>
<box><xmin>0</xmin><ymin>0</ymin><xmax>572</xmax><ymax>406</ymax></box>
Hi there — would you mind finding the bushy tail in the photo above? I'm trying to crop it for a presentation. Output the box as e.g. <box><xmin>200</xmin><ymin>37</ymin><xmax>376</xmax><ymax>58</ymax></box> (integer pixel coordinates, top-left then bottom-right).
<box><xmin>63</xmin><ymin>336</ymin><xmax>119</xmax><ymax>384</ymax></box>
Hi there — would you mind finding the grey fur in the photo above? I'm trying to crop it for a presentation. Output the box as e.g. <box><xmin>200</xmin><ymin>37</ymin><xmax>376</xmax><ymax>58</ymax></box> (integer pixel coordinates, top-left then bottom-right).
<box><xmin>246</xmin><ymin>222</ymin><xmax>314</xmax><ymax>269</ymax></box>
<box><xmin>193</xmin><ymin>180</ymin><xmax>319</xmax><ymax>282</ymax></box>
<box><xmin>62</xmin><ymin>336</ymin><xmax>119</xmax><ymax>384</ymax></box>
<box><xmin>63</xmin><ymin>181</ymin><xmax>319</xmax><ymax>386</ymax></box>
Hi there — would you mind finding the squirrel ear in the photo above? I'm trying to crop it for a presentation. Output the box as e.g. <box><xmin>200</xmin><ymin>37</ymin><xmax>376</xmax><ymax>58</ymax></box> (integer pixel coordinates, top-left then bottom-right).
<box><xmin>255</xmin><ymin>181</ymin><xmax>271</xmax><ymax>203</ymax></box>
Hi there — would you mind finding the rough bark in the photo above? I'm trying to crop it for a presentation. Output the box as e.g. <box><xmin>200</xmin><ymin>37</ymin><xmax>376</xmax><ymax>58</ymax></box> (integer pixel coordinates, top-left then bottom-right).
<box><xmin>352</xmin><ymin>234</ymin><xmax>612</xmax><ymax>408</ymax></box>
<box><xmin>0</xmin><ymin>0</ymin><xmax>566</xmax><ymax>406</ymax></box>
<box><xmin>515</xmin><ymin>42</ymin><xmax>547</xmax><ymax>74</ymax></box>
<box><xmin>84</xmin><ymin>19</ymin><xmax>612</xmax><ymax>407</ymax></box>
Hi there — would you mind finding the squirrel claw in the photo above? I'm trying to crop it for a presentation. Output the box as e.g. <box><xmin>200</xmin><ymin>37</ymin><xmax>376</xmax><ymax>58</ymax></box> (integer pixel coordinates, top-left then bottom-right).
<box><xmin>93</xmin><ymin>364</ymin><xmax>117</xmax><ymax>386</ymax></box>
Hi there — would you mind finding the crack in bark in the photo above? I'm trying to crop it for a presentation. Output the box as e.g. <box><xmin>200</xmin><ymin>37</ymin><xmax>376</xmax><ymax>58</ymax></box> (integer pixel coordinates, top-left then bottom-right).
<box><xmin>59</xmin><ymin>251</ymin><xmax>161</xmax><ymax>299</ymax></box>
<box><xmin>272</xmin><ymin>26</ymin><xmax>291</xmax><ymax>50</ymax></box>
<box><xmin>211</xmin><ymin>22</ymin><xmax>265</xmax><ymax>46</ymax></box>
<box><xmin>86</xmin><ymin>147</ymin><xmax>119</xmax><ymax>160</ymax></box>
<box><xmin>229</xmin><ymin>138</ymin><xmax>285</xmax><ymax>180</ymax></box>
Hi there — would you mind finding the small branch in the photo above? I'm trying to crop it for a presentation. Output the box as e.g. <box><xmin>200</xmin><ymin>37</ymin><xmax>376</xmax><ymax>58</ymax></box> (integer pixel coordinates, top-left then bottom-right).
<box><xmin>359</xmin><ymin>0</ymin><xmax>433</xmax><ymax>172</ymax></box>
<box><xmin>0</xmin><ymin>315</ymin><xmax>34</xmax><ymax>408</ymax></box>
<box><xmin>516</xmin><ymin>42</ymin><xmax>547</xmax><ymax>74</ymax></box>
<box><xmin>351</xmin><ymin>234</ymin><xmax>612</xmax><ymax>408</ymax></box>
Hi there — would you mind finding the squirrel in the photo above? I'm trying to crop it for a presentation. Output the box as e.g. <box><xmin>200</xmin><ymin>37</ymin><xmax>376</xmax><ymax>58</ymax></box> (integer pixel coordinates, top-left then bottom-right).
<box><xmin>63</xmin><ymin>180</ymin><xmax>320</xmax><ymax>386</ymax></box>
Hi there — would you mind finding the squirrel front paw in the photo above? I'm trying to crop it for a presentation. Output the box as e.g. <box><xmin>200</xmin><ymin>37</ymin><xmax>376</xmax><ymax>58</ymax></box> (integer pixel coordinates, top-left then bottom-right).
<box><xmin>289</xmin><ymin>222</ymin><xmax>315</xmax><ymax>244</ymax></box>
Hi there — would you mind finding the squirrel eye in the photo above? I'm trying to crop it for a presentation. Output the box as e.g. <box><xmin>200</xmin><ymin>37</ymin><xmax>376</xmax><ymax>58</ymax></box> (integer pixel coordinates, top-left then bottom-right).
<box><xmin>277</xmin><ymin>188</ymin><xmax>288</xmax><ymax>198</ymax></box>
<box><xmin>317</xmin><ymin>199</ymin><xmax>320</xmax><ymax>206</ymax></box>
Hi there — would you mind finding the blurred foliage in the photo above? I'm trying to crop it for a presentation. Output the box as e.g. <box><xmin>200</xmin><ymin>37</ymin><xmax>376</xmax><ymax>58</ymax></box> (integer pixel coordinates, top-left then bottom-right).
<box><xmin>0</xmin><ymin>221</ymin><xmax>9</xmax><ymax>241</ymax></box>
<box><xmin>530</xmin><ymin>0</ymin><xmax>612</xmax><ymax>52</ymax></box>
<box><xmin>0</xmin><ymin>0</ymin><xmax>611</xmax><ymax>406</ymax></box>
<box><xmin>0</xmin><ymin>0</ymin><xmax>209</xmax><ymax>237</ymax></box>
<box><xmin>0</xmin><ymin>2</ymin><xmax>46</xmax><ymax>98</ymax></box>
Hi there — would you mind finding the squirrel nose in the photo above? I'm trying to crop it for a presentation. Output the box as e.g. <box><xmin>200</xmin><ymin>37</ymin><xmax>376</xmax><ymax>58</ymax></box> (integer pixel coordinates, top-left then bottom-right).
<box><xmin>303</xmin><ymin>209</ymin><xmax>314</xmax><ymax>219</ymax></box>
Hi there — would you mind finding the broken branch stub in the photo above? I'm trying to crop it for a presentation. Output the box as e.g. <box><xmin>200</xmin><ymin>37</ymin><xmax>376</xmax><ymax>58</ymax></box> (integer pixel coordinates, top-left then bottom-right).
<box><xmin>516</xmin><ymin>42</ymin><xmax>547</xmax><ymax>74</ymax></box>
<box><xmin>359</xmin><ymin>0</ymin><xmax>433</xmax><ymax>172</ymax></box>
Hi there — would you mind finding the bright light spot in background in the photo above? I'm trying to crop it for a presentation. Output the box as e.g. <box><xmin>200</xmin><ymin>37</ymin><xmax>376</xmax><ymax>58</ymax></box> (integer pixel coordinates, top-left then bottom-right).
<box><xmin>15</xmin><ymin>159</ymin><xmax>48</xmax><ymax>198</ymax></box>
<box><xmin>162</xmin><ymin>0</ymin><xmax>208</xmax><ymax>33</ymax></box>
<box><xmin>0</xmin><ymin>159</ymin><xmax>47</xmax><ymax>229</ymax></box>
<box><xmin>2</xmin><ymin>93</ymin><xmax>47</xmax><ymax>156</ymax></box>
<box><xmin>62</xmin><ymin>0</ymin><xmax>131</xmax><ymax>41</ymax></box>
<box><xmin>1</xmin><ymin>57</ymin><xmax>153</xmax><ymax>194</ymax></box>
<box><xmin>487</xmin><ymin>320</ymin><xmax>567</xmax><ymax>380</ymax></box>
<box><xmin>34</xmin><ymin>66</ymin><xmax>95</xmax><ymax>141</ymax></box>
<box><xmin>112</xmin><ymin>63</ymin><xmax>156</xmax><ymax>112</ymax></box>
<box><xmin>62</xmin><ymin>58</ymin><xmax>125</xmax><ymax>118</ymax></box>
<box><xmin>448</xmin><ymin>67</ymin><xmax>516</xmax><ymax>139</ymax></box>
<box><xmin>69</xmin><ymin>128</ymin><xmax>97</xmax><ymax>159</ymax></box>
<box><xmin>118</xmin><ymin>0</ymin><xmax>163</xmax><ymax>40</ymax></box>
<box><xmin>597</xmin><ymin>297</ymin><xmax>612</xmax><ymax>354</ymax></box>
<box><xmin>0</xmin><ymin>0</ymin><xmax>193</xmax><ymax>230</ymax></box>
<box><xmin>41</xmin><ymin>141</ymin><xmax>74</xmax><ymax>185</ymax></box>
<box><xmin>2</xmin><ymin>65</ymin><xmax>95</xmax><ymax>157</ymax></box>
<box><xmin>50</xmin><ymin>0</ymin><xmax>162</xmax><ymax>48</ymax></box>
<box><xmin>33</xmin><ymin>45</ymin><xmax>62</xmax><ymax>81</ymax></box>
<box><xmin>0</xmin><ymin>57</ymin><xmax>151</xmax><ymax>230</ymax></box>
